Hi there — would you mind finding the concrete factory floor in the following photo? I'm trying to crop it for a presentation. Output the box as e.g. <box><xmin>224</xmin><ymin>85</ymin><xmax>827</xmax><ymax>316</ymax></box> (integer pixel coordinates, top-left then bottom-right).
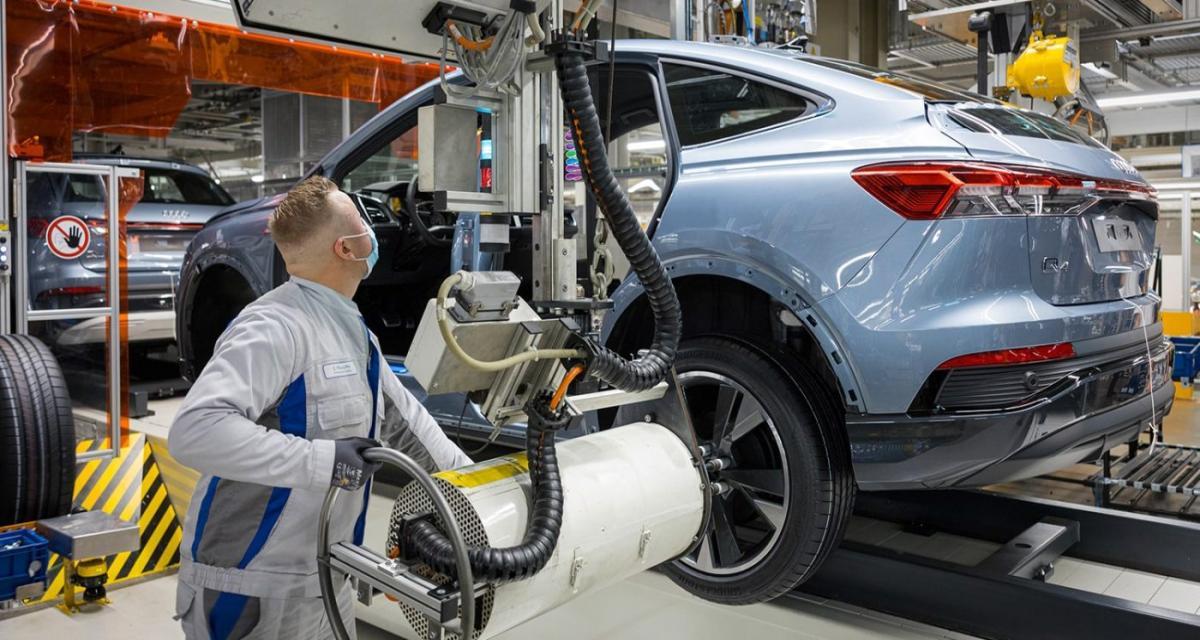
<box><xmin>1</xmin><ymin>570</ymin><xmax>977</xmax><ymax>640</ymax></box>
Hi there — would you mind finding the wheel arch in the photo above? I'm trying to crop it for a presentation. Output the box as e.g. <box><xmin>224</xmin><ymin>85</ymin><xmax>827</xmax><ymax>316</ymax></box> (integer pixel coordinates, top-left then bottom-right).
<box><xmin>177</xmin><ymin>255</ymin><xmax>263</xmax><ymax>380</ymax></box>
<box><xmin>605</xmin><ymin>260</ymin><xmax>865</xmax><ymax>414</ymax></box>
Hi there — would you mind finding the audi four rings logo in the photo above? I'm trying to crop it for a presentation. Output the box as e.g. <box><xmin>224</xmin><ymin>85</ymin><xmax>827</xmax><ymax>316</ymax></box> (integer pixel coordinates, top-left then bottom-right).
<box><xmin>160</xmin><ymin>209</ymin><xmax>189</xmax><ymax>219</ymax></box>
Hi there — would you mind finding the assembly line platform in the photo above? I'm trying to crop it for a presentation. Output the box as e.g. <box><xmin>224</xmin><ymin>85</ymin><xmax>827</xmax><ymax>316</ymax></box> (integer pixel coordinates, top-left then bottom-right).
<box><xmin>10</xmin><ymin>398</ymin><xmax>1200</xmax><ymax>640</ymax></box>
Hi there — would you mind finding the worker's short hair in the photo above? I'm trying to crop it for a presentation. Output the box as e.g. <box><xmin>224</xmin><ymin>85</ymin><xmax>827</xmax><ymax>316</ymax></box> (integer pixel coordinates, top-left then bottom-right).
<box><xmin>269</xmin><ymin>175</ymin><xmax>339</xmax><ymax>251</ymax></box>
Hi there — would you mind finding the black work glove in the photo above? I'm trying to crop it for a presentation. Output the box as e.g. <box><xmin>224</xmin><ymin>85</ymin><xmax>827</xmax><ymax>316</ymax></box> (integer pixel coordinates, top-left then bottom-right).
<box><xmin>331</xmin><ymin>437</ymin><xmax>383</xmax><ymax>491</ymax></box>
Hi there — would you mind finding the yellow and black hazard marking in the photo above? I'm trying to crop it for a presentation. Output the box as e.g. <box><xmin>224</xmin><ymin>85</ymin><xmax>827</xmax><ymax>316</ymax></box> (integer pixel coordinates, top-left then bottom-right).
<box><xmin>34</xmin><ymin>434</ymin><xmax>182</xmax><ymax>603</ymax></box>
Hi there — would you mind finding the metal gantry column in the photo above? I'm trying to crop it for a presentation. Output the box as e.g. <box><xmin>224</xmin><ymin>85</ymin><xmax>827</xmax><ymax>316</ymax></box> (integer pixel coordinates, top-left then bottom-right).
<box><xmin>1185</xmin><ymin>192</ymin><xmax>1192</xmax><ymax>311</ymax></box>
<box><xmin>1183</xmin><ymin>145</ymin><xmax>1199</xmax><ymax>312</ymax></box>
<box><xmin>531</xmin><ymin>0</ymin><xmax>574</xmax><ymax>305</ymax></box>
<box><xmin>669</xmin><ymin>0</ymin><xmax>692</xmax><ymax>40</ymax></box>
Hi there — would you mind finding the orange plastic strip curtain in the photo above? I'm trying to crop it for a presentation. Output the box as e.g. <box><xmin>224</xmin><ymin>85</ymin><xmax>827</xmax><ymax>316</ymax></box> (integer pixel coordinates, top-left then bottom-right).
<box><xmin>6</xmin><ymin>0</ymin><xmax>439</xmax><ymax>161</ymax></box>
<box><xmin>115</xmin><ymin>172</ymin><xmax>142</xmax><ymax>442</ymax></box>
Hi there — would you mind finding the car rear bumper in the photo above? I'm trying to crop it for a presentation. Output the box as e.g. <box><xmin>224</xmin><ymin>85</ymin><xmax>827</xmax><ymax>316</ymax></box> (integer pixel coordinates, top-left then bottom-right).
<box><xmin>31</xmin><ymin>266</ymin><xmax>178</xmax><ymax>313</ymax></box>
<box><xmin>56</xmin><ymin>310</ymin><xmax>175</xmax><ymax>345</ymax></box>
<box><xmin>847</xmin><ymin>337</ymin><xmax>1174</xmax><ymax>490</ymax></box>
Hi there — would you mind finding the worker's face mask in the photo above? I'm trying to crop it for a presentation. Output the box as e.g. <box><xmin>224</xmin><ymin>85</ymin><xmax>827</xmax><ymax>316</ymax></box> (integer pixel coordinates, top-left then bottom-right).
<box><xmin>340</xmin><ymin>224</ymin><xmax>379</xmax><ymax>279</ymax></box>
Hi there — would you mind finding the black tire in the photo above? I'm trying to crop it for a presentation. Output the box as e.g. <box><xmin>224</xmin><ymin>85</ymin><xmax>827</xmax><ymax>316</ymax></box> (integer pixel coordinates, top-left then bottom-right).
<box><xmin>181</xmin><ymin>267</ymin><xmax>257</xmax><ymax>380</ymax></box>
<box><xmin>0</xmin><ymin>334</ymin><xmax>76</xmax><ymax>525</ymax></box>
<box><xmin>665</xmin><ymin>336</ymin><xmax>854</xmax><ymax>604</ymax></box>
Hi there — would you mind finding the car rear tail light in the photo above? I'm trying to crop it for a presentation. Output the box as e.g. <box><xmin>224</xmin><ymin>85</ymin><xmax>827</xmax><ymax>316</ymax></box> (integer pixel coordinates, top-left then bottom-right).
<box><xmin>127</xmin><ymin>222</ymin><xmax>203</xmax><ymax>232</ymax></box>
<box><xmin>35</xmin><ymin>286</ymin><xmax>107</xmax><ymax>308</ymax></box>
<box><xmin>27</xmin><ymin>218</ymin><xmax>50</xmax><ymax>237</ymax></box>
<box><xmin>936</xmin><ymin>342</ymin><xmax>1076</xmax><ymax>370</ymax></box>
<box><xmin>852</xmin><ymin>162</ymin><xmax>1153</xmax><ymax>220</ymax></box>
<box><xmin>42</xmin><ymin>286</ymin><xmax>104</xmax><ymax>297</ymax></box>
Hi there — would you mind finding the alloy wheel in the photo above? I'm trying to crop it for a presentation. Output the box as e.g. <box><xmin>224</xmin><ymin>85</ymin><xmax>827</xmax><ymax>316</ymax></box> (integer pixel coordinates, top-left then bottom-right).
<box><xmin>677</xmin><ymin>370</ymin><xmax>790</xmax><ymax>576</ymax></box>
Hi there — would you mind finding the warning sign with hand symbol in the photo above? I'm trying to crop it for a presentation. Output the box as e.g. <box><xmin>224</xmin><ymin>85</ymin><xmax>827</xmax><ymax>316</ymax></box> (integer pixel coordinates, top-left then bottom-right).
<box><xmin>65</xmin><ymin>225</ymin><xmax>83</xmax><ymax>249</ymax></box>
<box><xmin>46</xmin><ymin>215</ymin><xmax>91</xmax><ymax>259</ymax></box>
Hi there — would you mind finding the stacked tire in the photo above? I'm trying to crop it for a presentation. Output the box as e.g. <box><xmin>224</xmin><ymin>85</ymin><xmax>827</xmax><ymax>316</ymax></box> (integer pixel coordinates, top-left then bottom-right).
<box><xmin>0</xmin><ymin>334</ymin><xmax>75</xmax><ymax>525</ymax></box>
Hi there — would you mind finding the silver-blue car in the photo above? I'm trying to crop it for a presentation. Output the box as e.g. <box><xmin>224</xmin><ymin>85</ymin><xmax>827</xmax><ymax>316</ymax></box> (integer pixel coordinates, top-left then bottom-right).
<box><xmin>174</xmin><ymin>41</ymin><xmax>1171</xmax><ymax>603</ymax></box>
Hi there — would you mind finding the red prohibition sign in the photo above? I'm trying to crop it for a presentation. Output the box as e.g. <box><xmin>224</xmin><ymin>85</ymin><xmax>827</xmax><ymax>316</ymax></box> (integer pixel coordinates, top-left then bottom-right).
<box><xmin>46</xmin><ymin>215</ymin><xmax>91</xmax><ymax>259</ymax></box>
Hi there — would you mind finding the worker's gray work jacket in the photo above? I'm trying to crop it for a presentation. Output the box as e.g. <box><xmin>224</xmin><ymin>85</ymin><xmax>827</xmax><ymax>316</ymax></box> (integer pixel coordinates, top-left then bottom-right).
<box><xmin>168</xmin><ymin>276</ymin><xmax>471</xmax><ymax>598</ymax></box>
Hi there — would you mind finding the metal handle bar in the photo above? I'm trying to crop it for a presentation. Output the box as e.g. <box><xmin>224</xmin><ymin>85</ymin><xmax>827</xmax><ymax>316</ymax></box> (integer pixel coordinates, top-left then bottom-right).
<box><xmin>318</xmin><ymin>447</ymin><xmax>476</xmax><ymax>640</ymax></box>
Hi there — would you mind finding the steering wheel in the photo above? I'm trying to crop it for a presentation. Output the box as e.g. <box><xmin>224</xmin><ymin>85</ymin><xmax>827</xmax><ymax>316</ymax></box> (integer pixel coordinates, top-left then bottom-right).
<box><xmin>405</xmin><ymin>176</ymin><xmax>455</xmax><ymax>247</ymax></box>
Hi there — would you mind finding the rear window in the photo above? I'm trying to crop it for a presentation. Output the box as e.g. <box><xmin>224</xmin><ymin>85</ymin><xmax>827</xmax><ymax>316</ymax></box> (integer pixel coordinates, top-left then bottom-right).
<box><xmin>663</xmin><ymin>63</ymin><xmax>818</xmax><ymax>146</ymax></box>
<box><xmin>940</xmin><ymin>104</ymin><xmax>1104</xmax><ymax>148</ymax></box>
<box><xmin>797</xmin><ymin>57</ymin><xmax>1103</xmax><ymax>148</ymax></box>
<box><xmin>143</xmin><ymin>169</ymin><xmax>233</xmax><ymax>206</ymax></box>
<box><xmin>65</xmin><ymin>175</ymin><xmax>104</xmax><ymax>202</ymax></box>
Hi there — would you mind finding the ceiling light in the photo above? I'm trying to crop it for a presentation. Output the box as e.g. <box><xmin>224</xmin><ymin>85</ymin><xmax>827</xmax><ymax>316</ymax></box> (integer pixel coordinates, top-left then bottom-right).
<box><xmin>1141</xmin><ymin>187</ymin><xmax>1200</xmax><ymax>202</ymax></box>
<box><xmin>1096</xmin><ymin>88</ymin><xmax>1200</xmax><ymax>109</ymax></box>
<box><xmin>628</xmin><ymin>179</ymin><xmax>661</xmax><ymax>193</ymax></box>
<box><xmin>1127</xmin><ymin>152</ymin><xmax>1181</xmax><ymax>167</ymax></box>
<box><xmin>627</xmin><ymin>140</ymin><xmax>666</xmax><ymax>153</ymax></box>
<box><xmin>1152</xmin><ymin>181</ymin><xmax>1200</xmax><ymax>191</ymax></box>
<box><xmin>251</xmin><ymin>175</ymin><xmax>265</xmax><ymax>183</ymax></box>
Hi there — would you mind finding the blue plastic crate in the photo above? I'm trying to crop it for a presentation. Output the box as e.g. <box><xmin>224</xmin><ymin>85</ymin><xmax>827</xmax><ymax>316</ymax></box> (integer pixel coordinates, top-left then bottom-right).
<box><xmin>1170</xmin><ymin>336</ymin><xmax>1200</xmax><ymax>382</ymax></box>
<box><xmin>0</xmin><ymin>528</ymin><xmax>48</xmax><ymax>601</ymax></box>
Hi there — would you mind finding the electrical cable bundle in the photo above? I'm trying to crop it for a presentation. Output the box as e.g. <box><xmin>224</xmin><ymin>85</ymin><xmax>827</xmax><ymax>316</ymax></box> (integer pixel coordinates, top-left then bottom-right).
<box><xmin>554</xmin><ymin>43</ymin><xmax>682</xmax><ymax>393</ymax></box>
<box><xmin>407</xmin><ymin>9</ymin><xmax>682</xmax><ymax>583</ymax></box>
<box><xmin>440</xmin><ymin>9</ymin><xmax>529</xmax><ymax>94</ymax></box>
<box><xmin>400</xmin><ymin>392</ymin><xmax>571</xmax><ymax>582</ymax></box>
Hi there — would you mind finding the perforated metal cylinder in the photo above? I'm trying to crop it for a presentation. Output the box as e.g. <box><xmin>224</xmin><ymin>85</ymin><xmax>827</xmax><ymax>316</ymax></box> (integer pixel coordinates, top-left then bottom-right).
<box><xmin>356</xmin><ymin>422</ymin><xmax>705</xmax><ymax>639</ymax></box>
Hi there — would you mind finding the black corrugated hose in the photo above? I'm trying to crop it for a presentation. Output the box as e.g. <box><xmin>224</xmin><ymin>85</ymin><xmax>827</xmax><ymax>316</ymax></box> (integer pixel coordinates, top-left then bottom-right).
<box><xmin>402</xmin><ymin>394</ymin><xmax>569</xmax><ymax>582</ymax></box>
<box><xmin>556</xmin><ymin>43</ymin><xmax>681</xmax><ymax>393</ymax></box>
<box><xmin>402</xmin><ymin>38</ymin><xmax>681</xmax><ymax>586</ymax></box>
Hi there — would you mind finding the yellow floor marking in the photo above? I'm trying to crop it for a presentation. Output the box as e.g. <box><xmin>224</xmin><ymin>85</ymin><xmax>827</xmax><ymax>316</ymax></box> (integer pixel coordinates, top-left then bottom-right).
<box><xmin>106</xmin><ymin>551</ymin><xmax>132</xmax><ymax>580</ymax></box>
<box><xmin>155</xmin><ymin>527</ymin><xmax>183</xmax><ymax>572</ymax></box>
<box><xmin>130</xmin><ymin>508</ymin><xmax>173</xmax><ymax>576</ymax></box>
<box><xmin>79</xmin><ymin>458</ymin><xmax>120</xmax><ymax>511</ymax></box>
<box><xmin>100</xmin><ymin>449</ymin><xmax>145</xmax><ymax>515</ymax></box>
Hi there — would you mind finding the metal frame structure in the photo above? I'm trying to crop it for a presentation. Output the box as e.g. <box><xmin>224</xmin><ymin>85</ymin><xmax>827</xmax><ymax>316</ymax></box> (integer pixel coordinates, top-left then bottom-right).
<box><xmin>13</xmin><ymin>161</ymin><xmax>133</xmax><ymax>462</ymax></box>
<box><xmin>1096</xmin><ymin>442</ymin><xmax>1200</xmax><ymax>514</ymax></box>
<box><xmin>800</xmin><ymin>490</ymin><xmax>1200</xmax><ymax>640</ymax></box>
<box><xmin>1181</xmin><ymin>145</ymin><xmax>1198</xmax><ymax>312</ymax></box>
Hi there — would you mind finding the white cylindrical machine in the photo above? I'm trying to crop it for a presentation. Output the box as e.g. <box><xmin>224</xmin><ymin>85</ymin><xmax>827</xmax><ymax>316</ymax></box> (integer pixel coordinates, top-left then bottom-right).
<box><xmin>356</xmin><ymin>421</ymin><xmax>705</xmax><ymax>639</ymax></box>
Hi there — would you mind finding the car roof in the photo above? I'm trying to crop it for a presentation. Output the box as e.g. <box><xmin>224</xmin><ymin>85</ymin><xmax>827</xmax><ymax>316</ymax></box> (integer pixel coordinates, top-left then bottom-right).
<box><xmin>316</xmin><ymin>39</ymin><xmax>960</xmax><ymax>182</ymax></box>
<box><xmin>609</xmin><ymin>39</ymin><xmax>917</xmax><ymax>98</ymax></box>
<box><xmin>73</xmin><ymin>154</ymin><xmax>212</xmax><ymax>176</ymax></box>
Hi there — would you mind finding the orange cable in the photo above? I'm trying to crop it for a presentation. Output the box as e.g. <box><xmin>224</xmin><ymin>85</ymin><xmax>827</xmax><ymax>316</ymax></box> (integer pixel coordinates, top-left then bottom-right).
<box><xmin>550</xmin><ymin>364</ymin><xmax>586</xmax><ymax>411</ymax></box>
<box><xmin>448</xmin><ymin>21</ymin><xmax>495</xmax><ymax>52</ymax></box>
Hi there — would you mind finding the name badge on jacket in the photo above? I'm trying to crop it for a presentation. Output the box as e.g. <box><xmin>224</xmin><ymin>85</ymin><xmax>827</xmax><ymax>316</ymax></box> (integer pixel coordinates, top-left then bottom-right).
<box><xmin>323</xmin><ymin>361</ymin><xmax>358</xmax><ymax>379</ymax></box>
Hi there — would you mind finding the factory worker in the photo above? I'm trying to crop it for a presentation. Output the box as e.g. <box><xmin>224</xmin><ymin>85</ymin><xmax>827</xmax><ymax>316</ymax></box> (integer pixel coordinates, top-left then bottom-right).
<box><xmin>168</xmin><ymin>175</ymin><xmax>471</xmax><ymax>639</ymax></box>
